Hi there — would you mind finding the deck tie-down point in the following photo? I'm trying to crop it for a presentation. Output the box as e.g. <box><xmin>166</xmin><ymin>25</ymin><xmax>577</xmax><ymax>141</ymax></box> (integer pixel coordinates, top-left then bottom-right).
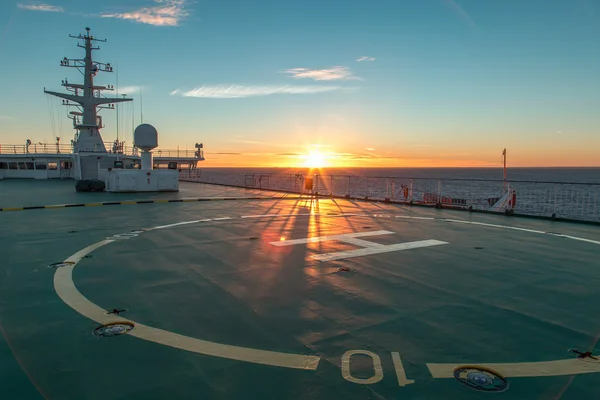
<box><xmin>569</xmin><ymin>349</ymin><xmax>599</xmax><ymax>361</ymax></box>
<box><xmin>106</xmin><ymin>308</ymin><xmax>128</xmax><ymax>315</ymax></box>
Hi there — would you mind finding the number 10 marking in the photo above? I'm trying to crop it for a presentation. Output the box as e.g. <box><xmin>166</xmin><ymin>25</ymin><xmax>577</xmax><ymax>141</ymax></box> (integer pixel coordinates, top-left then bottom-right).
<box><xmin>341</xmin><ymin>350</ymin><xmax>415</xmax><ymax>387</ymax></box>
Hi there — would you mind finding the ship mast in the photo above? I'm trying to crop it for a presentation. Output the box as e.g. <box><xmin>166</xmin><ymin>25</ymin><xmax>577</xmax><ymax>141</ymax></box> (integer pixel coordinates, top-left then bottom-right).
<box><xmin>44</xmin><ymin>27</ymin><xmax>131</xmax><ymax>153</ymax></box>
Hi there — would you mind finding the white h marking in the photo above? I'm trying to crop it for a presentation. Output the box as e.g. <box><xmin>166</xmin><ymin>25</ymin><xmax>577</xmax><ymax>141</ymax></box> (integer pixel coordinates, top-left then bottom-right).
<box><xmin>270</xmin><ymin>230</ymin><xmax>448</xmax><ymax>262</ymax></box>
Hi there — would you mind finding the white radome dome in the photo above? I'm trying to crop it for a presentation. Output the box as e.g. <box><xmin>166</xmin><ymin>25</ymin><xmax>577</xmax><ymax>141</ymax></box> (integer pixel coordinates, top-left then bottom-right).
<box><xmin>134</xmin><ymin>123</ymin><xmax>158</xmax><ymax>151</ymax></box>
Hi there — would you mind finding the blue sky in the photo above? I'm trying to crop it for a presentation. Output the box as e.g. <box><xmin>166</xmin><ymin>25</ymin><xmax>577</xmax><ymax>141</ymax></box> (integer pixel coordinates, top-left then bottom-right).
<box><xmin>0</xmin><ymin>0</ymin><xmax>599</xmax><ymax>166</ymax></box>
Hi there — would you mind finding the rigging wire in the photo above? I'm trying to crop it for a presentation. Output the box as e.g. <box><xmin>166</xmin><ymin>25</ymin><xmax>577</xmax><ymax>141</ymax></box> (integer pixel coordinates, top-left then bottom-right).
<box><xmin>116</xmin><ymin>62</ymin><xmax>119</xmax><ymax>143</ymax></box>
<box><xmin>120</xmin><ymin>100</ymin><xmax>125</xmax><ymax>143</ymax></box>
<box><xmin>46</xmin><ymin>94</ymin><xmax>56</xmax><ymax>140</ymax></box>
<box><xmin>56</xmin><ymin>96</ymin><xmax>64</xmax><ymax>140</ymax></box>
<box><xmin>130</xmin><ymin>97</ymin><xmax>135</xmax><ymax>150</ymax></box>
<box><xmin>123</xmin><ymin>101</ymin><xmax>131</xmax><ymax>148</ymax></box>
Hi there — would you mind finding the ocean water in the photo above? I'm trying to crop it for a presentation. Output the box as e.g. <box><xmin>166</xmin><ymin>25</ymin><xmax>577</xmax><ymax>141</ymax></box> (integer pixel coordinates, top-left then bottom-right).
<box><xmin>189</xmin><ymin>167</ymin><xmax>600</xmax><ymax>222</ymax></box>
<box><xmin>201</xmin><ymin>167</ymin><xmax>600</xmax><ymax>183</ymax></box>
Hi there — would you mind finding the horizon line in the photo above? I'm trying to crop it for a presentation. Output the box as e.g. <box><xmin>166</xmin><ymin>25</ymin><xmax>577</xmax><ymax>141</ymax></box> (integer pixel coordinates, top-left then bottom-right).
<box><xmin>199</xmin><ymin>165</ymin><xmax>600</xmax><ymax>169</ymax></box>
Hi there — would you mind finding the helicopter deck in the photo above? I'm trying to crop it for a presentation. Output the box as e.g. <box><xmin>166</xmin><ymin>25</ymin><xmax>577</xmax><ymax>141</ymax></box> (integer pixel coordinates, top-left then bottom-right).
<box><xmin>1</xmin><ymin>180</ymin><xmax>600</xmax><ymax>399</ymax></box>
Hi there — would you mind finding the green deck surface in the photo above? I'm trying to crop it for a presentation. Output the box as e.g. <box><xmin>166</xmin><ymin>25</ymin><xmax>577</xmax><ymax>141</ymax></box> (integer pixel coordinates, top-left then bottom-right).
<box><xmin>1</xmin><ymin>181</ymin><xmax>600</xmax><ymax>399</ymax></box>
<box><xmin>0</xmin><ymin>179</ymin><xmax>271</xmax><ymax>208</ymax></box>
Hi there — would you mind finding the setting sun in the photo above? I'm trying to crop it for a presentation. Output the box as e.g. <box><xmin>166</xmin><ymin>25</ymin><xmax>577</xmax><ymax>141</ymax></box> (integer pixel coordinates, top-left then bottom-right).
<box><xmin>304</xmin><ymin>151</ymin><xmax>327</xmax><ymax>168</ymax></box>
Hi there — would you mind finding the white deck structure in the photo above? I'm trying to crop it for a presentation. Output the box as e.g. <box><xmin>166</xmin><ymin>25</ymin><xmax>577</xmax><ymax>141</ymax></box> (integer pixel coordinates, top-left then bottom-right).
<box><xmin>0</xmin><ymin>28</ymin><xmax>204</xmax><ymax>185</ymax></box>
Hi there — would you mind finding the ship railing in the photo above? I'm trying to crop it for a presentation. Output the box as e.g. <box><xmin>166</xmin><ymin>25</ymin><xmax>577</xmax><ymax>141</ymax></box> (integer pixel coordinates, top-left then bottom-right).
<box><xmin>103</xmin><ymin>143</ymin><xmax>198</xmax><ymax>158</ymax></box>
<box><xmin>0</xmin><ymin>143</ymin><xmax>200</xmax><ymax>159</ymax></box>
<box><xmin>0</xmin><ymin>143</ymin><xmax>74</xmax><ymax>154</ymax></box>
<box><xmin>153</xmin><ymin>149</ymin><xmax>198</xmax><ymax>158</ymax></box>
<box><xmin>179</xmin><ymin>171</ymin><xmax>600</xmax><ymax>224</ymax></box>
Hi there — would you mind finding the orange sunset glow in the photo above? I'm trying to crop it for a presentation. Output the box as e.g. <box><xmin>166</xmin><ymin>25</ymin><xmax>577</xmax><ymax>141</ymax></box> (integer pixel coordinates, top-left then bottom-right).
<box><xmin>201</xmin><ymin>142</ymin><xmax>600</xmax><ymax>169</ymax></box>
<box><xmin>302</xmin><ymin>151</ymin><xmax>328</xmax><ymax>168</ymax></box>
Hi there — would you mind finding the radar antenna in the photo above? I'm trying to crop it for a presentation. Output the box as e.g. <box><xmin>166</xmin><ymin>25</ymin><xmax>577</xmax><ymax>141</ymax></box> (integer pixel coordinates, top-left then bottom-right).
<box><xmin>44</xmin><ymin>27</ymin><xmax>132</xmax><ymax>153</ymax></box>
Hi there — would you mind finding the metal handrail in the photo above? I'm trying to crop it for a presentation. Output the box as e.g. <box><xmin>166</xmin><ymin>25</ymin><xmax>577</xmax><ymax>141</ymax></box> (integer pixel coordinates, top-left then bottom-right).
<box><xmin>0</xmin><ymin>143</ymin><xmax>73</xmax><ymax>154</ymax></box>
<box><xmin>0</xmin><ymin>143</ymin><xmax>200</xmax><ymax>158</ymax></box>
<box><xmin>179</xmin><ymin>171</ymin><xmax>600</xmax><ymax>223</ymax></box>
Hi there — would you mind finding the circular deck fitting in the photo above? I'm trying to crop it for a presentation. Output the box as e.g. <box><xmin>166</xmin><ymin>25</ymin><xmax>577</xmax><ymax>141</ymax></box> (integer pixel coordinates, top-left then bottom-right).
<box><xmin>47</xmin><ymin>261</ymin><xmax>75</xmax><ymax>269</ymax></box>
<box><xmin>93</xmin><ymin>322</ymin><xmax>135</xmax><ymax>337</ymax></box>
<box><xmin>453</xmin><ymin>366</ymin><xmax>508</xmax><ymax>392</ymax></box>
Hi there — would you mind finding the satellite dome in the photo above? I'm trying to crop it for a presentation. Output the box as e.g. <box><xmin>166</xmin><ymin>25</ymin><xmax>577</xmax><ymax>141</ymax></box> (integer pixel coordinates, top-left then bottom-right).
<box><xmin>134</xmin><ymin>123</ymin><xmax>158</xmax><ymax>151</ymax></box>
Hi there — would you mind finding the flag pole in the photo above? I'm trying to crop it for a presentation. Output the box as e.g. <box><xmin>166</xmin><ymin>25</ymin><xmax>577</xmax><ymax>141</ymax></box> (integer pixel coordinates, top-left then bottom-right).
<box><xmin>503</xmin><ymin>148</ymin><xmax>507</xmax><ymax>191</ymax></box>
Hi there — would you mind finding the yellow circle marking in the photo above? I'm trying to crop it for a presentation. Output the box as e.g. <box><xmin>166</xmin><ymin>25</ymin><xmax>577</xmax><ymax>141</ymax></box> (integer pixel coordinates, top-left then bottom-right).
<box><xmin>53</xmin><ymin>240</ymin><xmax>320</xmax><ymax>370</ymax></box>
<box><xmin>53</xmin><ymin>213</ymin><xmax>600</xmax><ymax>376</ymax></box>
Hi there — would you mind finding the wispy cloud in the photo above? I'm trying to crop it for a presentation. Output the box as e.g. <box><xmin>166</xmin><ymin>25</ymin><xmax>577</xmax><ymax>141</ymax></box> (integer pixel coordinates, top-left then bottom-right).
<box><xmin>117</xmin><ymin>85</ymin><xmax>144</xmax><ymax>94</ymax></box>
<box><xmin>283</xmin><ymin>66</ymin><xmax>359</xmax><ymax>81</ymax></box>
<box><xmin>365</xmin><ymin>147</ymin><xmax>375</xmax><ymax>151</ymax></box>
<box><xmin>0</xmin><ymin>115</ymin><xmax>14</xmax><ymax>120</ymax></box>
<box><xmin>356</xmin><ymin>56</ymin><xmax>375</xmax><ymax>62</ymax></box>
<box><xmin>227</xmin><ymin>139</ymin><xmax>295</xmax><ymax>149</ymax></box>
<box><xmin>442</xmin><ymin>0</ymin><xmax>479</xmax><ymax>30</ymax></box>
<box><xmin>230</xmin><ymin>139</ymin><xmax>267</xmax><ymax>145</ymax></box>
<box><xmin>17</xmin><ymin>2</ymin><xmax>64</xmax><ymax>12</ymax></box>
<box><xmin>101</xmin><ymin>0</ymin><xmax>189</xmax><ymax>26</ymax></box>
<box><xmin>331</xmin><ymin>152</ymin><xmax>397</xmax><ymax>161</ymax></box>
<box><xmin>172</xmin><ymin>84</ymin><xmax>343</xmax><ymax>98</ymax></box>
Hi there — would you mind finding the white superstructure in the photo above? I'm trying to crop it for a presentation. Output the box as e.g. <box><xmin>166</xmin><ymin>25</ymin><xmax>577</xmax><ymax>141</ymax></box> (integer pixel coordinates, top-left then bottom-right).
<box><xmin>0</xmin><ymin>28</ymin><xmax>204</xmax><ymax>187</ymax></box>
<box><xmin>103</xmin><ymin>124</ymin><xmax>179</xmax><ymax>192</ymax></box>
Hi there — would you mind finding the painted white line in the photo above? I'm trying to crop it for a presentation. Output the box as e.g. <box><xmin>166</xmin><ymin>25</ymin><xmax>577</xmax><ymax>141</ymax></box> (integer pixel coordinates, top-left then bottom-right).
<box><xmin>241</xmin><ymin>212</ymin><xmax>365</xmax><ymax>219</ymax></box>
<box><xmin>391</xmin><ymin>352</ymin><xmax>415</xmax><ymax>387</ymax></box>
<box><xmin>150</xmin><ymin>219</ymin><xmax>213</xmax><ymax>230</ymax></box>
<box><xmin>53</xmin><ymin>241</ymin><xmax>321</xmax><ymax>370</ymax></box>
<box><xmin>242</xmin><ymin>213</ymin><xmax>312</xmax><ymax>219</ymax></box>
<box><xmin>561</xmin><ymin>234</ymin><xmax>600</xmax><ymax>245</ymax></box>
<box><xmin>395</xmin><ymin>215</ymin><xmax>435</xmax><ymax>220</ymax></box>
<box><xmin>271</xmin><ymin>229</ymin><xmax>447</xmax><ymax>262</ymax></box>
<box><xmin>444</xmin><ymin>219</ymin><xmax>545</xmax><ymax>234</ymax></box>
<box><xmin>179</xmin><ymin>197</ymin><xmax>262</xmax><ymax>201</ymax></box>
<box><xmin>341</xmin><ymin>237</ymin><xmax>385</xmax><ymax>248</ymax></box>
<box><xmin>149</xmin><ymin>213</ymin><xmax>366</xmax><ymax>234</ymax></box>
<box><xmin>270</xmin><ymin>230</ymin><xmax>394</xmax><ymax>247</ymax></box>
<box><xmin>427</xmin><ymin>357</ymin><xmax>600</xmax><ymax>379</ymax></box>
<box><xmin>311</xmin><ymin>240</ymin><xmax>448</xmax><ymax>262</ymax></box>
<box><xmin>545</xmin><ymin>232</ymin><xmax>567</xmax><ymax>238</ymax></box>
<box><xmin>444</xmin><ymin>218</ymin><xmax>600</xmax><ymax>244</ymax></box>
